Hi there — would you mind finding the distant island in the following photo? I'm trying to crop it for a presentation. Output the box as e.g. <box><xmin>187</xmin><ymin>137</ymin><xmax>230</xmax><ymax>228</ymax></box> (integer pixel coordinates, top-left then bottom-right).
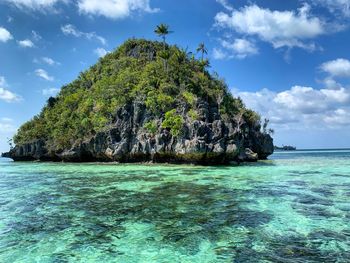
<box><xmin>274</xmin><ymin>145</ymin><xmax>297</xmax><ymax>151</ymax></box>
<box><xmin>2</xmin><ymin>25</ymin><xmax>273</xmax><ymax>164</ymax></box>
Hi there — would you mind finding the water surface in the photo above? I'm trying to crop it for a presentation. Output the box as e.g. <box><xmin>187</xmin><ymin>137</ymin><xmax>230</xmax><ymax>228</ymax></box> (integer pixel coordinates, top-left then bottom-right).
<box><xmin>1</xmin><ymin>150</ymin><xmax>350</xmax><ymax>262</ymax></box>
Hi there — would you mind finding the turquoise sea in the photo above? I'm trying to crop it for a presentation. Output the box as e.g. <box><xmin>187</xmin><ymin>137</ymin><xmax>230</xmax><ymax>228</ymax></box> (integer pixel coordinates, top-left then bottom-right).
<box><xmin>1</xmin><ymin>150</ymin><xmax>350</xmax><ymax>262</ymax></box>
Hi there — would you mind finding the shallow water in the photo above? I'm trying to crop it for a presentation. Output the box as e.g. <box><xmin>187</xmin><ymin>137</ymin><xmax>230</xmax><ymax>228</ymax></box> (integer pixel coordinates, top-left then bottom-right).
<box><xmin>0</xmin><ymin>150</ymin><xmax>350</xmax><ymax>262</ymax></box>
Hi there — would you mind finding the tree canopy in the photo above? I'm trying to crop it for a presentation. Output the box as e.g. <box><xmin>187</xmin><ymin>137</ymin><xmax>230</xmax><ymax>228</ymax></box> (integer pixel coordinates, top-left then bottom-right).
<box><xmin>14</xmin><ymin>38</ymin><xmax>262</xmax><ymax>151</ymax></box>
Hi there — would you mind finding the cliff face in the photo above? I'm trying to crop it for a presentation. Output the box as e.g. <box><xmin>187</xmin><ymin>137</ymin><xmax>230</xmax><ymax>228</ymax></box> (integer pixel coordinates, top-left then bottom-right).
<box><xmin>3</xmin><ymin>39</ymin><xmax>273</xmax><ymax>164</ymax></box>
<box><xmin>5</xmin><ymin>99</ymin><xmax>273</xmax><ymax>164</ymax></box>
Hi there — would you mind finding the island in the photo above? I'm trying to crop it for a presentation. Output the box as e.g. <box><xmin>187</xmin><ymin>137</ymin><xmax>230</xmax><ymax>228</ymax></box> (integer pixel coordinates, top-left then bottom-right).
<box><xmin>274</xmin><ymin>145</ymin><xmax>297</xmax><ymax>151</ymax></box>
<box><xmin>3</xmin><ymin>34</ymin><xmax>273</xmax><ymax>164</ymax></box>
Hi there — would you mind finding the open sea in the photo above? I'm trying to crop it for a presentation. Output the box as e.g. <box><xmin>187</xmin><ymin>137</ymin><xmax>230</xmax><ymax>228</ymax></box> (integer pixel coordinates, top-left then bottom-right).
<box><xmin>0</xmin><ymin>150</ymin><xmax>350</xmax><ymax>262</ymax></box>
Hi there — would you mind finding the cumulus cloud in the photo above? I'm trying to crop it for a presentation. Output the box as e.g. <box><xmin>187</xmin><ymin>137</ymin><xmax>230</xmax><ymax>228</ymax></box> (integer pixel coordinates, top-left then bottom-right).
<box><xmin>18</xmin><ymin>39</ymin><xmax>35</xmax><ymax>48</ymax></box>
<box><xmin>3</xmin><ymin>0</ymin><xmax>65</xmax><ymax>11</ymax></box>
<box><xmin>236</xmin><ymin>84</ymin><xmax>350</xmax><ymax>130</ymax></box>
<box><xmin>42</xmin><ymin>87</ymin><xmax>60</xmax><ymax>96</ymax></box>
<box><xmin>213</xmin><ymin>39</ymin><xmax>258</xmax><ymax>60</ymax></box>
<box><xmin>320</xmin><ymin>58</ymin><xmax>350</xmax><ymax>77</ymax></box>
<box><xmin>275</xmin><ymin>86</ymin><xmax>350</xmax><ymax>113</ymax></box>
<box><xmin>35</xmin><ymin>69</ymin><xmax>54</xmax><ymax>81</ymax></box>
<box><xmin>94</xmin><ymin>47</ymin><xmax>109</xmax><ymax>57</ymax></box>
<box><xmin>0</xmin><ymin>27</ymin><xmax>13</xmax><ymax>42</ymax></box>
<box><xmin>0</xmin><ymin>88</ymin><xmax>22</xmax><ymax>103</ymax></box>
<box><xmin>215</xmin><ymin>4</ymin><xmax>325</xmax><ymax>50</ymax></box>
<box><xmin>0</xmin><ymin>76</ymin><xmax>22</xmax><ymax>103</ymax></box>
<box><xmin>324</xmin><ymin>108</ymin><xmax>350</xmax><ymax>126</ymax></box>
<box><xmin>217</xmin><ymin>38</ymin><xmax>258</xmax><ymax>59</ymax></box>
<box><xmin>61</xmin><ymin>24</ymin><xmax>106</xmax><ymax>45</ymax></box>
<box><xmin>77</xmin><ymin>0</ymin><xmax>159</xmax><ymax>19</ymax></box>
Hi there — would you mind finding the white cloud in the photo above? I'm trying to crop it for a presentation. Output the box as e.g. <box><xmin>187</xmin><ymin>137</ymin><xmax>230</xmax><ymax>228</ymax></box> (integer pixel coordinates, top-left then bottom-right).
<box><xmin>220</xmin><ymin>38</ymin><xmax>258</xmax><ymax>59</ymax></box>
<box><xmin>77</xmin><ymin>0</ymin><xmax>159</xmax><ymax>19</ymax></box>
<box><xmin>3</xmin><ymin>0</ymin><xmax>65</xmax><ymax>11</ymax></box>
<box><xmin>0</xmin><ymin>76</ymin><xmax>5</xmax><ymax>87</ymax></box>
<box><xmin>236</xmin><ymin>84</ymin><xmax>350</xmax><ymax>130</ymax></box>
<box><xmin>0</xmin><ymin>121</ymin><xmax>17</xmax><ymax>133</ymax></box>
<box><xmin>94</xmin><ymin>47</ymin><xmax>109</xmax><ymax>57</ymax></box>
<box><xmin>61</xmin><ymin>24</ymin><xmax>106</xmax><ymax>45</ymax></box>
<box><xmin>216</xmin><ymin>0</ymin><xmax>233</xmax><ymax>11</ymax></box>
<box><xmin>42</xmin><ymin>87</ymin><xmax>60</xmax><ymax>96</ymax></box>
<box><xmin>324</xmin><ymin>108</ymin><xmax>350</xmax><ymax>126</ymax></box>
<box><xmin>0</xmin><ymin>76</ymin><xmax>22</xmax><ymax>103</ymax></box>
<box><xmin>18</xmin><ymin>39</ymin><xmax>35</xmax><ymax>48</ymax></box>
<box><xmin>0</xmin><ymin>88</ymin><xmax>22</xmax><ymax>103</ymax></box>
<box><xmin>0</xmin><ymin>117</ymin><xmax>16</xmax><ymax>133</ymax></box>
<box><xmin>33</xmin><ymin>57</ymin><xmax>60</xmax><ymax>65</ymax></box>
<box><xmin>215</xmin><ymin>4</ymin><xmax>325</xmax><ymax>50</ymax></box>
<box><xmin>0</xmin><ymin>27</ymin><xmax>13</xmax><ymax>42</ymax></box>
<box><xmin>320</xmin><ymin>58</ymin><xmax>350</xmax><ymax>77</ymax></box>
<box><xmin>42</xmin><ymin>57</ymin><xmax>60</xmax><ymax>65</ymax></box>
<box><xmin>1</xmin><ymin>117</ymin><xmax>13</xmax><ymax>122</ymax></box>
<box><xmin>35</xmin><ymin>69</ymin><xmax>54</xmax><ymax>81</ymax></box>
<box><xmin>312</xmin><ymin>0</ymin><xmax>350</xmax><ymax>17</ymax></box>
<box><xmin>31</xmin><ymin>30</ymin><xmax>42</xmax><ymax>41</ymax></box>
<box><xmin>42</xmin><ymin>57</ymin><xmax>55</xmax><ymax>65</ymax></box>
<box><xmin>213</xmin><ymin>48</ymin><xmax>227</xmax><ymax>60</ymax></box>
<box><xmin>274</xmin><ymin>85</ymin><xmax>350</xmax><ymax>113</ymax></box>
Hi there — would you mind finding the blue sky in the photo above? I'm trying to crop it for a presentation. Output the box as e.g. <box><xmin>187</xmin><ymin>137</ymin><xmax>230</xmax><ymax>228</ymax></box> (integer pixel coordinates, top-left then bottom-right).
<box><xmin>1</xmin><ymin>0</ymin><xmax>350</xmax><ymax>152</ymax></box>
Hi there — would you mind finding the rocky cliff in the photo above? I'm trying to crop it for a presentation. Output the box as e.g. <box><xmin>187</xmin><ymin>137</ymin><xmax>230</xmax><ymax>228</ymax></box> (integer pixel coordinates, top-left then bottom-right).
<box><xmin>3</xmin><ymin>39</ymin><xmax>273</xmax><ymax>164</ymax></box>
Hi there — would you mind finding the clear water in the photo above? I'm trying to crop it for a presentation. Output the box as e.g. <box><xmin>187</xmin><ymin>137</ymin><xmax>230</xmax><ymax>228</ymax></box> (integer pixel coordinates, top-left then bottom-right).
<box><xmin>0</xmin><ymin>150</ymin><xmax>350</xmax><ymax>262</ymax></box>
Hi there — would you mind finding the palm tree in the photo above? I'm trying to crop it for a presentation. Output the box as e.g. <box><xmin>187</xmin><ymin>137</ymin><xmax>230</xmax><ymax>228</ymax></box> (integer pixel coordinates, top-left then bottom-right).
<box><xmin>154</xmin><ymin>24</ymin><xmax>172</xmax><ymax>47</ymax></box>
<box><xmin>196</xmin><ymin>42</ymin><xmax>207</xmax><ymax>61</ymax></box>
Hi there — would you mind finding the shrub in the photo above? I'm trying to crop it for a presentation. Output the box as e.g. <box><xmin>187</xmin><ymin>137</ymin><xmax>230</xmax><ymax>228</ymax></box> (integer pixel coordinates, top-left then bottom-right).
<box><xmin>188</xmin><ymin>109</ymin><xmax>199</xmax><ymax>120</ymax></box>
<box><xmin>144</xmin><ymin>120</ymin><xmax>158</xmax><ymax>135</ymax></box>
<box><xmin>182</xmin><ymin>91</ymin><xmax>196</xmax><ymax>106</ymax></box>
<box><xmin>161</xmin><ymin>109</ymin><xmax>184</xmax><ymax>137</ymax></box>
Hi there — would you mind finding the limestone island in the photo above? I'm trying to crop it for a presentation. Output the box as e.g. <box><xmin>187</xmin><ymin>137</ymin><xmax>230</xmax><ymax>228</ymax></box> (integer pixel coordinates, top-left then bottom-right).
<box><xmin>274</xmin><ymin>145</ymin><xmax>297</xmax><ymax>151</ymax></box>
<box><xmin>3</xmin><ymin>37</ymin><xmax>273</xmax><ymax>164</ymax></box>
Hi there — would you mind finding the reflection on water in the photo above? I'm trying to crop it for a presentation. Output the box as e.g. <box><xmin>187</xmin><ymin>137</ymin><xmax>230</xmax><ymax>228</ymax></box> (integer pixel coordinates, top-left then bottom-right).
<box><xmin>0</xmin><ymin>150</ymin><xmax>350</xmax><ymax>262</ymax></box>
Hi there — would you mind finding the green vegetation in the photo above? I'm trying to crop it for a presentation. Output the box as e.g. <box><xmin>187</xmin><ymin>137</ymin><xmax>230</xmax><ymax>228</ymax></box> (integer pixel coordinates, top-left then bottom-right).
<box><xmin>144</xmin><ymin>120</ymin><xmax>158</xmax><ymax>135</ymax></box>
<box><xmin>188</xmin><ymin>109</ymin><xmax>199</xmax><ymax>121</ymax></box>
<box><xmin>161</xmin><ymin>109</ymin><xmax>184</xmax><ymax>137</ymax></box>
<box><xmin>196</xmin><ymin>43</ymin><xmax>208</xmax><ymax>61</ymax></box>
<box><xmin>182</xmin><ymin>91</ymin><xmax>196</xmax><ymax>107</ymax></box>
<box><xmin>13</xmin><ymin>26</ymin><xmax>264</xmax><ymax>151</ymax></box>
<box><xmin>154</xmin><ymin>23</ymin><xmax>172</xmax><ymax>47</ymax></box>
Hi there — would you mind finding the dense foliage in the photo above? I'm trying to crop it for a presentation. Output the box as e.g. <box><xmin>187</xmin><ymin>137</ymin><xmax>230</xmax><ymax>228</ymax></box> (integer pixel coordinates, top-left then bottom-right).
<box><xmin>14</xmin><ymin>39</ymin><xmax>261</xmax><ymax>150</ymax></box>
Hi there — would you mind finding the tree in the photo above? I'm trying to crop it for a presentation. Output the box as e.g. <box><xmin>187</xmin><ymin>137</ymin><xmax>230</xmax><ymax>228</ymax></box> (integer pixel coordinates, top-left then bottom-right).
<box><xmin>154</xmin><ymin>24</ymin><xmax>172</xmax><ymax>48</ymax></box>
<box><xmin>199</xmin><ymin>58</ymin><xmax>210</xmax><ymax>73</ymax></box>
<box><xmin>158</xmin><ymin>50</ymin><xmax>171</xmax><ymax>73</ymax></box>
<box><xmin>262</xmin><ymin>118</ymin><xmax>269</xmax><ymax>134</ymax></box>
<box><xmin>196</xmin><ymin>42</ymin><xmax>207</xmax><ymax>61</ymax></box>
<box><xmin>7</xmin><ymin>137</ymin><xmax>14</xmax><ymax>150</ymax></box>
<box><xmin>47</xmin><ymin>96</ymin><xmax>58</xmax><ymax>108</ymax></box>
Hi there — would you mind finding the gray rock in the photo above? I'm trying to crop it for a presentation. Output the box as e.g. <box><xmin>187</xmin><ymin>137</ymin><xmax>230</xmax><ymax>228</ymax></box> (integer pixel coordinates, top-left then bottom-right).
<box><xmin>4</xmin><ymin>101</ymin><xmax>274</xmax><ymax>164</ymax></box>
